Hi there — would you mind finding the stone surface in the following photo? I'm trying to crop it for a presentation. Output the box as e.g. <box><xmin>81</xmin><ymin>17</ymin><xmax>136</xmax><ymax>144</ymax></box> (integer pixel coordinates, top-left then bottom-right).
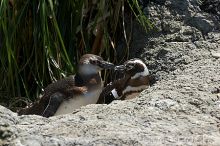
<box><xmin>212</xmin><ymin>52</ymin><xmax>220</xmax><ymax>58</ymax></box>
<box><xmin>1</xmin><ymin>0</ymin><xmax>220</xmax><ymax>145</ymax></box>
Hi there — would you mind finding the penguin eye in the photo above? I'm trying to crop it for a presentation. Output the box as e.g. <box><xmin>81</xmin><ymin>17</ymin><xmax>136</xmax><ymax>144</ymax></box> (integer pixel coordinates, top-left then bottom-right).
<box><xmin>126</xmin><ymin>63</ymin><xmax>134</xmax><ymax>70</ymax></box>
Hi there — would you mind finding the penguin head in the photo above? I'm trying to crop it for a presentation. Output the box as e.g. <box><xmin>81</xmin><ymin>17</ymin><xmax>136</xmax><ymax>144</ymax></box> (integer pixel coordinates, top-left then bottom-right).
<box><xmin>78</xmin><ymin>54</ymin><xmax>114</xmax><ymax>75</ymax></box>
<box><xmin>115</xmin><ymin>58</ymin><xmax>149</xmax><ymax>79</ymax></box>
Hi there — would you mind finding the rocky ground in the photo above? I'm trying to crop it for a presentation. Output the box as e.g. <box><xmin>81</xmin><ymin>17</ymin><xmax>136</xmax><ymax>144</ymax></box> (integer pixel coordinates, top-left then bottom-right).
<box><xmin>1</xmin><ymin>0</ymin><xmax>220</xmax><ymax>145</ymax></box>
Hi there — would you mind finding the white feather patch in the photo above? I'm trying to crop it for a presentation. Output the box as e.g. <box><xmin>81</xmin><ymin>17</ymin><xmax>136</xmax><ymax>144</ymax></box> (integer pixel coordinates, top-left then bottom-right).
<box><xmin>122</xmin><ymin>85</ymin><xmax>147</xmax><ymax>94</ymax></box>
<box><xmin>111</xmin><ymin>89</ymin><xmax>120</xmax><ymax>99</ymax></box>
<box><xmin>131</xmin><ymin>60</ymin><xmax>149</xmax><ymax>79</ymax></box>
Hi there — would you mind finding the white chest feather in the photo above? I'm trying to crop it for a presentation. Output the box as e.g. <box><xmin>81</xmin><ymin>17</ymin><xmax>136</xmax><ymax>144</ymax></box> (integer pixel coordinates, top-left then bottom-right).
<box><xmin>54</xmin><ymin>88</ymin><xmax>102</xmax><ymax>116</ymax></box>
<box><xmin>122</xmin><ymin>85</ymin><xmax>147</xmax><ymax>94</ymax></box>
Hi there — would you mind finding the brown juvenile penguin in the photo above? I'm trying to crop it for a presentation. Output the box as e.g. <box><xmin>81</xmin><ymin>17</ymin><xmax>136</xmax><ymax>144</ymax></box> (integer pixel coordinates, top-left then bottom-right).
<box><xmin>97</xmin><ymin>58</ymin><xmax>150</xmax><ymax>104</ymax></box>
<box><xmin>18</xmin><ymin>54</ymin><xmax>114</xmax><ymax>117</ymax></box>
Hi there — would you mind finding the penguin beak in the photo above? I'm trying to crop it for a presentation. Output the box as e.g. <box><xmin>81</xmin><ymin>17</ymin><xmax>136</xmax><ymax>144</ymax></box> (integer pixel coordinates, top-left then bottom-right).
<box><xmin>114</xmin><ymin>65</ymin><xmax>126</xmax><ymax>71</ymax></box>
<box><xmin>99</xmin><ymin>61</ymin><xmax>115</xmax><ymax>69</ymax></box>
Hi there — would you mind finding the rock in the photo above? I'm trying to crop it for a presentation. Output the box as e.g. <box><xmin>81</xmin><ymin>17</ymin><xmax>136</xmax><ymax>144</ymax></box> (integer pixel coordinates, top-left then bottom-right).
<box><xmin>199</xmin><ymin>0</ymin><xmax>220</xmax><ymax>20</ymax></box>
<box><xmin>211</xmin><ymin>52</ymin><xmax>220</xmax><ymax>58</ymax></box>
<box><xmin>1</xmin><ymin>0</ymin><xmax>220</xmax><ymax>145</ymax></box>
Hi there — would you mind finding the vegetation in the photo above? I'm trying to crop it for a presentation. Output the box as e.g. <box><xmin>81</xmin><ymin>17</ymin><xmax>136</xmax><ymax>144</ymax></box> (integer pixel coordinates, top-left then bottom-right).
<box><xmin>0</xmin><ymin>0</ymin><xmax>152</xmax><ymax>110</ymax></box>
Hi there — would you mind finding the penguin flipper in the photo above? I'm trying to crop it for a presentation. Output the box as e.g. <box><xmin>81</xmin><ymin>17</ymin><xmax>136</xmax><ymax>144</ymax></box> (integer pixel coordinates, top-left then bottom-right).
<box><xmin>97</xmin><ymin>82</ymin><xmax>116</xmax><ymax>104</ymax></box>
<box><xmin>42</xmin><ymin>92</ymin><xmax>64</xmax><ymax>117</ymax></box>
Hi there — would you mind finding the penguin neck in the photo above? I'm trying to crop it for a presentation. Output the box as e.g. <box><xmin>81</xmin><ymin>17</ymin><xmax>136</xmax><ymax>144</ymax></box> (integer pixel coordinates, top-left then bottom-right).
<box><xmin>75</xmin><ymin>72</ymin><xmax>101</xmax><ymax>87</ymax></box>
<box><xmin>122</xmin><ymin>75</ymin><xmax>150</xmax><ymax>95</ymax></box>
<box><xmin>126</xmin><ymin>75</ymin><xmax>150</xmax><ymax>87</ymax></box>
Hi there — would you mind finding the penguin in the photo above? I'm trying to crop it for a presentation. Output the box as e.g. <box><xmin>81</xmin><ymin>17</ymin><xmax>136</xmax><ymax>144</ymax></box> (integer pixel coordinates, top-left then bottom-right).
<box><xmin>97</xmin><ymin>58</ymin><xmax>151</xmax><ymax>104</ymax></box>
<box><xmin>18</xmin><ymin>54</ymin><xmax>114</xmax><ymax>117</ymax></box>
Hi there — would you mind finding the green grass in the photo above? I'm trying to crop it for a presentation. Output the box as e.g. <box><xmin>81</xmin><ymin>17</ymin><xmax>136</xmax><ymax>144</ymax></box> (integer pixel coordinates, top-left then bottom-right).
<box><xmin>0</xmin><ymin>0</ymin><xmax>152</xmax><ymax>111</ymax></box>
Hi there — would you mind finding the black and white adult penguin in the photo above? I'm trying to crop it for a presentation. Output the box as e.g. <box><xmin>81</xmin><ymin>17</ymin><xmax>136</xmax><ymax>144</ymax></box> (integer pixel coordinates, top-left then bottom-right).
<box><xmin>97</xmin><ymin>58</ymin><xmax>150</xmax><ymax>104</ymax></box>
<box><xmin>18</xmin><ymin>54</ymin><xmax>114</xmax><ymax>117</ymax></box>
